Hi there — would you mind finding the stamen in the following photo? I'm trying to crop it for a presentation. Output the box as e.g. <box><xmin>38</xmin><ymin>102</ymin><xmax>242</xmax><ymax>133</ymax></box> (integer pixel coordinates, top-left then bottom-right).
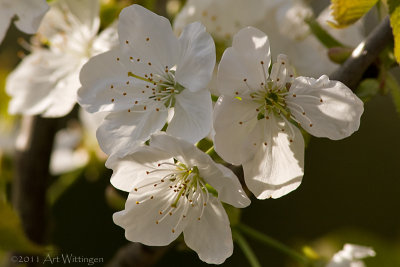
<box><xmin>260</xmin><ymin>60</ymin><xmax>268</xmax><ymax>86</ymax></box>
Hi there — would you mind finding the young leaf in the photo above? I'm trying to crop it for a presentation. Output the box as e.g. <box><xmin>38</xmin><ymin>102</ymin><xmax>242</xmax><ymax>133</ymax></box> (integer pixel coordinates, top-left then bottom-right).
<box><xmin>328</xmin><ymin>46</ymin><xmax>354</xmax><ymax>63</ymax></box>
<box><xmin>329</xmin><ymin>0</ymin><xmax>379</xmax><ymax>28</ymax></box>
<box><xmin>388</xmin><ymin>0</ymin><xmax>400</xmax><ymax>63</ymax></box>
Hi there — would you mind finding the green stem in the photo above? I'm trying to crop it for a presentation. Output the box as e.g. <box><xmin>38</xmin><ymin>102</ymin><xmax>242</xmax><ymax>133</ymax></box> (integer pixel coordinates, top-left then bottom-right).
<box><xmin>232</xmin><ymin>229</ymin><xmax>262</xmax><ymax>267</ymax></box>
<box><xmin>205</xmin><ymin>146</ymin><xmax>214</xmax><ymax>155</ymax></box>
<box><xmin>237</xmin><ymin>224</ymin><xmax>310</xmax><ymax>265</ymax></box>
<box><xmin>206</xmin><ymin>146</ymin><xmax>222</xmax><ymax>162</ymax></box>
<box><xmin>205</xmin><ymin>146</ymin><xmax>220</xmax><ymax>162</ymax></box>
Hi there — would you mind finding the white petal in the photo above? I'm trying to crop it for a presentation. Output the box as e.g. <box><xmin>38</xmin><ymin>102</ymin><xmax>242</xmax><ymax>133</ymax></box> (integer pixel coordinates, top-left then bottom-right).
<box><xmin>243</xmin><ymin>115</ymin><xmax>304</xmax><ymax>199</ymax></box>
<box><xmin>287</xmin><ymin>75</ymin><xmax>364</xmax><ymax>140</ymax></box>
<box><xmin>78</xmin><ymin>49</ymin><xmax>145</xmax><ymax>113</ymax></box>
<box><xmin>213</xmin><ymin>95</ymin><xmax>259</xmax><ymax>165</ymax></box>
<box><xmin>183</xmin><ymin>197</ymin><xmax>233</xmax><ymax>264</ymax></box>
<box><xmin>106</xmin><ymin>146</ymin><xmax>173</xmax><ymax>192</ymax></box>
<box><xmin>6</xmin><ymin>50</ymin><xmax>79</xmax><ymax>117</ymax></box>
<box><xmin>13</xmin><ymin>0</ymin><xmax>49</xmax><ymax>34</ymax></box>
<box><xmin>59</xmin><ymin>0</ymin><xmax>100</xmax><ymax>37</ymax></box>
<box><xmin>173</xmin><ymin>0</ymin><xmax>267</xmax><ymax>42</ymax></box>
<box><xmin>92</xmin><ymin>22</ymin><xmax>119</xmax><ymax>55</ymax></box>
<box><xmin>327</xmin><ymin>244</ymin><xmax>376</xmax><ymax>267</ymax></box>
<box><xmin>97</xmin><ymin>109</ymin><xmax>167</xmax><ymax>156</ymax></box>
<box><xmin>167</xmin><ymin>89</ymin><xmax>212</xmax><ymax>144</ymax></box>
<box><xmin>50</xmin><ymin>147</ymin><xmax>88</xmax><ymax>175</ymax></box>
<box><xmin>175</xmin><ymin>22</ymin><xmax>215</xmax><ymax>92</ymax></box>
<box><xmin>149</xmin><ymin>133</ymin><xmax>203</xmax><ymax>167</ymax></box>
<box><xmin>231</xmin><ymin>27</ymin><xmax>271</xmax><ymax>77</ymax></box>
<box><xmin>217</xmin><ymin>47</ymin><xmax>253</xmax><ymax>96</ymax></box>
<box><xmin>172</xmin><ymin>0</ymin><xmax>213</xmax><ymax>36</ymax></box>
<box><xmin>338</xmin><ymin>244</ymin><xmax>376</xmax><ymax>261</ymax></box>
<box><xmin>50</xmin><ymin>126</ymin><xmax>88</xmax><ymax>175</ymax></box>
<box><xmin>118</xmin><ymin>5</ymin><xmax>179</xmax><ymax>71</ymax></box>
<box><xmin>42</xmin><ymin>68</ymin><xmax>82</xmax><ymax>118</ymax></box>
<box><xmin>114</xmin><ymin>188</ymin><xmax>189</xmax><ymax>246</ymax></box>
<box><xmin>217</xmin><ymin>27</ymin><xmax>270</xmax><ymax>96</ymax></box>
<box><xmin>201</xmin><ymin>163</ymin><xmax>250</xmax><ymax>208</ymax></box>
<box><xmin>269</xmin><ymin>54</ymin><xmax>295</xmax><ymax>86</ymax></box>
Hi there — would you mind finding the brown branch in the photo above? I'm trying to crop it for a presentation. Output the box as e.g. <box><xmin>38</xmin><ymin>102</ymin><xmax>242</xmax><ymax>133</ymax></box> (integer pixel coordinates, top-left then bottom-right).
<box><xmin>330</xmin><ymin>16</ymin><xmax>393</xmax><ymax>90</ymax></box>
<box><xmin>11</xmin><ymin>115</ymin><xmax>60</xmax><ymax>266</ymax></box>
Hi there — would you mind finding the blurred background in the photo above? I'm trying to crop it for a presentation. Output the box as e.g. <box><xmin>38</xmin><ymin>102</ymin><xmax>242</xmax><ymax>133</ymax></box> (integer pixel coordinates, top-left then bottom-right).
<box><xmin>0</xmin><ymin>0</ymin><xmax>399</xmax><ymax>266</ymax></box>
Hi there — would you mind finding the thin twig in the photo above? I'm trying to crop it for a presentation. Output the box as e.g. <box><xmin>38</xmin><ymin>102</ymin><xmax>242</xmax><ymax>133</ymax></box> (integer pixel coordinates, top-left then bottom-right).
<box><xmin>330</xmin><ymin>16</ymin><xmax>393</xmax><ymax>90</ymax></box>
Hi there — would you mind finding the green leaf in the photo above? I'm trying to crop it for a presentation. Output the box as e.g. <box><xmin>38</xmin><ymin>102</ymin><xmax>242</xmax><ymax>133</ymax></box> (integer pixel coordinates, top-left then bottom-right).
<box><xmin>388</xmin><ymin>0</ymin><xmax>400</xmax><ymax>64</ymax></box>
<box><xmin>386</xmin><ymin>72</ymin><xmax>400</xmax><ymax>116</ymax></box>
<box><xmin>0</xmin><ymin>202</ymin><xmax>46</xmax><ymax>253</ymax></box>
<box><xmin>356</xmin><ymin>78</ymin><xmax>380</xmax><ymax>102</ymax></box>
<box><xmin>329</xmin><ymin>0</ymin><xmax>379</xmax><ymax>28</ymax></box>
<box><xmin>306</xmin><ymin>18</ymin><xmax>345</xmax><ymax>48</ymax></box>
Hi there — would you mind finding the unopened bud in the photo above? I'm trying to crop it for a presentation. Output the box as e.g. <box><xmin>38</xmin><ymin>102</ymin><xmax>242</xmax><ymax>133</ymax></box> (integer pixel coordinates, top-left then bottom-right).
<box><xmin>328</xmin><ymin>46</ymin><xmax>353</xmax><ymax>64</ymax></box>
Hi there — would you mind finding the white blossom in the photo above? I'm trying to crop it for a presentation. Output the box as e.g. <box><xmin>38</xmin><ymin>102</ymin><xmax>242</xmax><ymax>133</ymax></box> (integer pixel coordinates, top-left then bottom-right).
<box><xmin>326</xmin><ymin>244</ymin><xmax>376</xmax><ymax>267</ymax></box>
<box><xmin>173</xmin><ymin>0</ymin><xmax>364</xmax><ymax>78</ymax></box>
<box><xmin>109</xmin><ymin>133</ymin><xmax>250</xmax><ymax>264</ymax></box>
<box><xmin>6</xmin><ymin>0</ymin><xmax>117</xmax><ymax>118</ymax></box>
<box><xmin>50</xmin><ymin>110</ymin><xmax>107</xmax><ymax>175</ymax></box>
<box><xmin>78</xmin><ymin>4</ymin><xmax>215</xmax><ymax>157</ymax></box>
<box><xmin>214</xmin><ymin>27</ymin><xmax>364</xmax><ymax>199</ymax></box>
<box><xmin>174</xmin><ymin>0</ymin><xmax>269</xmax><ymax>41</ymax></box>
<box><xmin>50</xmin><ymin>125</ymin><xmax>89</xmax><ymax>175</ymax></box>
<box><xmin>0</xmin><ymin>0</ymin><xmax>49</xmax><ymax>44</ymax></box>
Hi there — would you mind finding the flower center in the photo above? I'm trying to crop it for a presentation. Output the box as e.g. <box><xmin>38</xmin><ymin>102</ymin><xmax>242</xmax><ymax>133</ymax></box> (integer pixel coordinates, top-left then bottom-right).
<box><xmin>133</xmin><ymin>160</ymin><xmax>215</xmax><ymax>232</ymax></box>
<box><xmin>250</xmin><ymin>81</ymin><xmax>291</xmax><ymax>120</ymax></box>
<box><xmin>127</xmin><ymin>70</ymin><xmax>185</xmax><ymax>110</ymax></box>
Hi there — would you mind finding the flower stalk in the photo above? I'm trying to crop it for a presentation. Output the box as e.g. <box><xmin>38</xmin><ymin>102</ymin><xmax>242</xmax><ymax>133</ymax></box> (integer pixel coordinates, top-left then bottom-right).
<box><xmin>236</xmin><ymin>223</ymin><xmax>310</xmax><ymax>265</ymax></box>
<box><xmin>232</xmin><ymin>229</ymin><xmax>262</xmax><ymax>267</ymax></box>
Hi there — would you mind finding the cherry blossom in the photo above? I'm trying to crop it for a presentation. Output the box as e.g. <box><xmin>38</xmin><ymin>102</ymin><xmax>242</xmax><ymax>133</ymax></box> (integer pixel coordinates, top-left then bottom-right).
<box><xmin>214</xmin><ymin>27</ymin><xmax>363</xmax><ymax>199</ymax></box>
<box><xmin>6</xmin><ymin>0</ymin><xmax>117</xmax><ymax>117</ymax></box>
<box><xmin>109</xmin><ymin>133</ymin><xmax>250</xmax><ymax>264</ymax></box>
<box><xmin>78</xmin><ymin>5</ymin><xmax>215</xmax><ymax>156</ymax></box>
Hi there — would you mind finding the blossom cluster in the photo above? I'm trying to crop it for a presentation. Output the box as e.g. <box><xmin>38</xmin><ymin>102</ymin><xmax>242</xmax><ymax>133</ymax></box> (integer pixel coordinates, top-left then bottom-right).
<box><xmin>76</xmin><ymin>4</ymin><xmax>363</xmax><ymax>263</ymax></box>
<box><xmin>3</xmin><ymin>0</ymin><xmax>374</xmax><ymax>265</ymax></box>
